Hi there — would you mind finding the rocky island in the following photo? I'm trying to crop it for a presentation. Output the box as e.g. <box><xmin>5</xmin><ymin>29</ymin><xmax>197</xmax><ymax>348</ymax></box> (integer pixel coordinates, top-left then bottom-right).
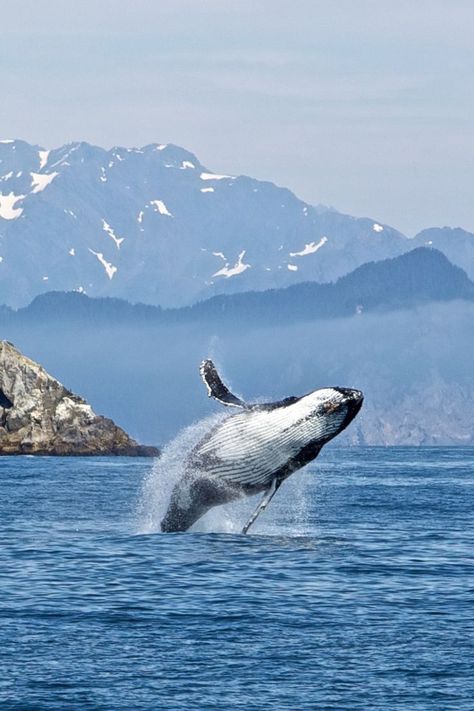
<box><xmin>0</xmin><ymin>341</ymin><xmax>159</xmax><ymax>456</ymax></box>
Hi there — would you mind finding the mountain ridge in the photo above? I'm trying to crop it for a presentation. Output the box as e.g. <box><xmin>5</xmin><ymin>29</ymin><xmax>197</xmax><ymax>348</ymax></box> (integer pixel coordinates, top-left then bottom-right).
<box><xmin>1</xmin><ymin>247</ymin><xmax>472</xmax><ymax>327</ymax></box>
<box><xmin>1</xmin><ymin>138</ymin><xmax>473</xmax><ymax>309</ymax></box>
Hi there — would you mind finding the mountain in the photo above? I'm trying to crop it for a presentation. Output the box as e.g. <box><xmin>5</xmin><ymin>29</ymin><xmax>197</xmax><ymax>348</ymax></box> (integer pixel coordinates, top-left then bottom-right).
<box><xmin>2</xmin><ymin>138</ymin><xmax>473</xmax><ymax>310</ymax></box>
<box><xmin>0</xmin><ymin>138</ymin><xmax>416</xmax><ymax>308</ymax></box>
<box><xmin>413</xmin><ymin>227</ymin><xmax>474</xmax><ymax>275</ymax></box>
<box><xmin>184</xmin><ymin>247</ymin><xmax>474</xmax><ymax>324</ymax></box>
<box><xmin>0</xmin><ymin>340</ymin><xmax>158</xmax><ymax>456</ymax></box>
<box><xmin>2</xmin><ymin>247</ymin><xmax>471</xmax><ymax>327</ymax></box>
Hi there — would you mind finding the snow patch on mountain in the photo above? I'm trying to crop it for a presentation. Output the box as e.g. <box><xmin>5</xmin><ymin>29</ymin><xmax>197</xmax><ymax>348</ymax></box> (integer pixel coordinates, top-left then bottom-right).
<box><xmin>38</xmin><ymin>150</ymin><xmax>50</xmax><ymax>170</ymax></box>
<box><xmin>289</xmin><ymin>236</ymin><xmax>328</xmax><ymax>257</ymax></box>
<box><xmin>150</xmin><ymin>200</ymin><xmax>173</xmax><ymax>217</ymax></box>
<box><xmin>201</xmin><ymin>187</ymin><xmax>214</xmax><ymax>193</ymax></box>
<box><xmin>373</xmin><ymin>223</ymin><xmax>384</xmax><ymax>232</ymax></box>
<box><xmin>88</xmin><ymin>249</ymin><xmax>117</xmax><ymax>280</ymax></box>
<box><xmin>49</xmin><ymin>144</ymin><xmax>81</xmax><ymax>170</ymax></box>
<box><xmin>30</xmin><ymin>172</ymin><xmax>59</xmax><ymax>194</ymax></box>
<box><xmin>0</xmin><ymin>192</ymin><xmax>25</xmax><ymax>220</ymax></box>
<box><xmin>200</xmin><ymin>172</ymin><xmax>234</xmax><ymax>181</ymax></box>
<box><xmin>288</xmin><ymin>264</ymin><xmax>298</xmax><ymax>271</ymax></box>
<box><xmin>102</xmin><ymin>220</ymin><xmax>124</xmax><ymax>249</ymax></box>
<box><xmin>213</xmin><ymin>250</ymin><xmax>250</xmax><ymax>279</ymax></box>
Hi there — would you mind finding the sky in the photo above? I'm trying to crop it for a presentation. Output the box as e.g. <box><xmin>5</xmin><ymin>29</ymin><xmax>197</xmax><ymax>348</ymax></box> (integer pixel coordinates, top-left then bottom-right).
<box><xmin>1</xmin><ymin>0</ymin><xmax>473</xmax><ymax>235</ymax></box>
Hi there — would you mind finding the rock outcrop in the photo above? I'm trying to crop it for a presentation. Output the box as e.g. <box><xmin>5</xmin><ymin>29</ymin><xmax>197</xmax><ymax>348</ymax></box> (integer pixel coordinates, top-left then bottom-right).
<box><xmin>0</xmin><ymin>341</ymin><xmax>159</xmax><ymax>456</ymax></box>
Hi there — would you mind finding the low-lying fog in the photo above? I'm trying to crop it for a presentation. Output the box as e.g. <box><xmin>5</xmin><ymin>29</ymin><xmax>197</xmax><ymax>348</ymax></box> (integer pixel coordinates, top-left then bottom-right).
<box><xmin>2</xmin><ymin>301</ymin><xmax>473</xmax><ymax>446</ymax></box>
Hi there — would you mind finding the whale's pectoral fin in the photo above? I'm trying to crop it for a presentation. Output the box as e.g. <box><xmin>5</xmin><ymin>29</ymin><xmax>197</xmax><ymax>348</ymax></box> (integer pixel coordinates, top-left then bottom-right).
<box><xmin>242</xmin><ymin>478</ymin><xmax>281</xmax><ymax>535</ymax></box>
<box><xmin>200</xmin><ymin>359</ymin><xmax>247</xmax><ymax>408</ymax></box>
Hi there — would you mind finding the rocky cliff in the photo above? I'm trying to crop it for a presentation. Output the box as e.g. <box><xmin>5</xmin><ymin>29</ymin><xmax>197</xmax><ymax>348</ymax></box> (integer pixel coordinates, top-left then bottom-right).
<box><xmin>0</xmin><ymin>341</ymin><xmax>159</xmax><ymax>456</ymax></box>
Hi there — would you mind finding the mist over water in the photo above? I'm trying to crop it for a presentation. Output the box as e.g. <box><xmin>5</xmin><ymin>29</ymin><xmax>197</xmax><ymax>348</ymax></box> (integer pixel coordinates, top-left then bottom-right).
<box><xmin>1</xmin><ymin>301</ymin><xmax>473</xmax><ymax>447</ymax></box>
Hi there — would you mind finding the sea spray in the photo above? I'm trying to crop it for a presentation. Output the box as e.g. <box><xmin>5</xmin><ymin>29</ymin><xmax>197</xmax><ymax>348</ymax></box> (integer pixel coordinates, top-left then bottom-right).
<box><xmin>136</xmin><ymin>412</ymin><xmax>228</xmax><ymax>534</ymax></box>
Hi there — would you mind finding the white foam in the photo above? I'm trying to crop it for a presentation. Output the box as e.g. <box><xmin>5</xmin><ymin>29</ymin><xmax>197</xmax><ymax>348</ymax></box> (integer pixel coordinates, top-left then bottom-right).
<box><xmin>102</xmin><ymin>219</ymin><xmax>124</xmax><ymax>249</ymax></box>
<box><xmin>373</xmin><ymin>223</ymin><xmax>384</xmax><ymax>232</ymax></box>
<box><xmin>289</xmin><ymin>236</ymin><xmax>328</xmax><ymax>257</ymax></box>
<box><xmin>0</xmin><ymin>192</ymin><xmax>24</xmax><ymax>220</ymax></box>
<box><xmin>88</xmin><ymin>249</ymin><xmax>117</xmax><ymax>279</ymax></box>
<box><xmin>213</xmin><ymin>250</ymin><xmax>250</xmax><ymax>279</ymax></box>
<box><xmin>135</xmin><ymin>413</ymin><xmax>229</xmax><ymax>534</ymax></box>
<box><xmin>30</xmin><ymin>172</ymin><xmax>58</xmax><ymax>194</ymax></box>
<box><xmin>150</xmin><ymin>199</ymin><xmax>173</xmax><ymax>217</ymax></box>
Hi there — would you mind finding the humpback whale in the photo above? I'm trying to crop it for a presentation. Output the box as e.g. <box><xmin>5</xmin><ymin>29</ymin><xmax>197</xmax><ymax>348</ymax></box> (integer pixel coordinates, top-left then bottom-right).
<box><xmin>161</xmin><ymin>360</ymin><xmax>363</xmax><ymax>534</ymax></box>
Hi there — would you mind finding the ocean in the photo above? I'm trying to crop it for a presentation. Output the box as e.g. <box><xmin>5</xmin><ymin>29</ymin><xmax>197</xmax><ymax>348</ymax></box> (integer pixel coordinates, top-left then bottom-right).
<box><xmin>1</xmin><ymin>446</ymin><xmax>473</xmax><ymax>710</ymax></box>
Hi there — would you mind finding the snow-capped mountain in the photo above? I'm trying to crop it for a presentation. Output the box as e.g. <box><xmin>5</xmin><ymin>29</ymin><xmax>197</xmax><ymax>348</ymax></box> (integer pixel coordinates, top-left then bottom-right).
<box><xmin>0</xmin><ymin>139</ymin><xmax>472</xmax><ymax>307</ymax></box>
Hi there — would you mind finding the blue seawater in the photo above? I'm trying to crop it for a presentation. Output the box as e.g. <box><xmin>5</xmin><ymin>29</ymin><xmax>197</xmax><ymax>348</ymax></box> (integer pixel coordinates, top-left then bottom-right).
<box><xmin>0</xmin><ymin>447</ymin><xmax>473</xmax><ymax>710</ymax></box>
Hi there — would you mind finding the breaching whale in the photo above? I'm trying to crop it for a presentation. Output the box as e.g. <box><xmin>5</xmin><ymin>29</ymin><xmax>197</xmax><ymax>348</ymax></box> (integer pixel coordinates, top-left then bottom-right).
<box><xmin>161</xmin><ymin>360</ymin><xmax>363</xmax><ymax>534</ymax></box>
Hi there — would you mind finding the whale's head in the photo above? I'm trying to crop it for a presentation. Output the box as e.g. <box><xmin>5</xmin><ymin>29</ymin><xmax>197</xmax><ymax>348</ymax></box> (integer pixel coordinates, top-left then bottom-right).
<box><xmin>296</xmin><ymin>386</ymin><xmax>364</xmax><ymax>446</ymax></box>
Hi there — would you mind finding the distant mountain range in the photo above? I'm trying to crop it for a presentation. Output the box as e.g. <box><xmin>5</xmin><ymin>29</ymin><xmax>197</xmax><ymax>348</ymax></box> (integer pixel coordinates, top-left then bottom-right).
<box><xmin>2</xmin><ymin>247</ymin><xmax>472</xmax><ymax>327</ymax></box>
<box><xmin>1</xmin><ymin>138</ymin><xmax>473</xmax><ymax>309</ymax></box>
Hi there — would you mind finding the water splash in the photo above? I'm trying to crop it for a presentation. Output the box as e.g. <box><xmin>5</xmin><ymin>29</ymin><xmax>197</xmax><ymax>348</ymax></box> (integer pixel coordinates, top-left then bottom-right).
<box><xmin>136</xmin><ymin>412</ymin><xmax>225</xmax><ymax>534</ymax></box>
<box><xmin>135</xmin><ymin>413</ymin><xmax>315</xmax><ymax>536</ymax></box>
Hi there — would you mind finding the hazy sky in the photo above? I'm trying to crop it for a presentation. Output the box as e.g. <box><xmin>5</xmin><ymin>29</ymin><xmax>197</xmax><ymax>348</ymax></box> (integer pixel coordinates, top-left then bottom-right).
<box><xmin>1</xmin><ymin>0</ymin><xmax>473</xmax><ymax>235</ymax></box>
